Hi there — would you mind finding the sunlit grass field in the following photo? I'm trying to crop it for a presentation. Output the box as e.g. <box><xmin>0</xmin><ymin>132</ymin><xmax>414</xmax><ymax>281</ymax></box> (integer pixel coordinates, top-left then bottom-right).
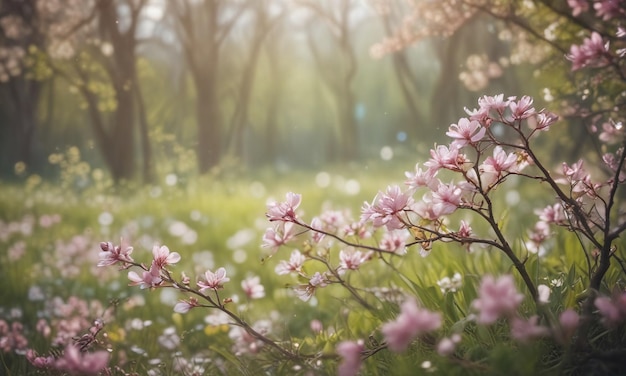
<box><xmin>1</xmin><ymin>158</ymin><xmax>623</xmax><ymax>375</ymax></box>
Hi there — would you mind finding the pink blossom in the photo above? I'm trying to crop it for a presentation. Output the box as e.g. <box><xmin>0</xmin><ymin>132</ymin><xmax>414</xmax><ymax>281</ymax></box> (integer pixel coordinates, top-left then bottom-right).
<box><xmin>525</xmin><ymin>221</ymin><xmax>550</xmax><ymax>256</ymax></box>
<box><xmin>336</xmin><ymin>340</ymin><xmax>364</xmax><ymax>376</ymax></box>
<box><xmin>97</xmin><ymin>240</ymin><xmax>133</xmax><ymax>267</ymax></box>
<box><xmin>595</xmin><ymin>292</ymin><xmax>626</xmax><ymax>327</ymax></box>
<box><xmin>478</xmin><ymin>94</ymin><xmax>509</xmax><ymax>114</ymax></box>
<box><xmin>342</xmin><ymin>221</ymin><xmax>372</xmax><ymax>239</ymax></box>
<box><xmin>339</xmin><ymin>248</ymin><xmax>371</xmax><ymax>271</ymax></box>
<box><xmin>405</xmin><ymin>163</ymin><xmax>439</xmax><ymax>191</ymax></box>
<box><xmin>535</xmin><ymin>203</ymin><xmax>566</xmax><ymax>225</ymax></box>
<box><xmin>510</xmin><ymin>315</ymin><xmax>549</xmax><ymax>343</ymax></box>
<box><xmin>294</xmin><ymin>272</ymin><xmax>328</xmax><ymax>301</ymax></box>
<box><xmin>424</xmin><ymin>144</ymin><xmax>469</xmax><ymax>173</ymax></box>
<box><xmin>437</xmin><ymin>333</ymin><xmax>461</xmax><ymax>356</ymax></box>
<box><xmin>152</xmin><ymin>244</ymin><xmax>180</xmax><ymax>269</ymax></box>
<box><xmin>128</xmin><ymin>261</ymin><xmax>162</xmax><ymax>289</ymax></box>
<box><xmin>472</xmin><ymin>275</ymin><xmax>524</xmax><ymax>324</ymax></box>
<box><xmin>431</xmin><ymin>182</ymin><xmax>463</xmax><ymax>216</ymax></box>
<box><xmin>381</xmin><ymin>299</ymin><xmax>442</xmax><ymax>352</ymax></box>
<box><xmin>508</xmin><ymin>95</ymin><xmax>536</xmax><ymax>120</ymax></box>
<box><xmin>566</xmin><ymin>32</ymin><xmax>611</xmax><ymax>71</ymax></box>
<box><xmin>26</xmin><ymin>349</ymin><xmax>55</xmax><ymax>369</ymax></box>
<box><xmin>174</xmin><ymin>297</ymin><xmax>198</xmax><ymax>313</ymax></box>
<box><xmin>478</xmin><ymin>146</ymin><xmax>519</xmax><ymax>188</ymax></box>
<box><xmin>412</xmin><ymin>194</ymin><xmax>441</xmax><ymax>221</ymax></box>
<box><xmin>593</xmin><ymin>0</ymin><xmax>624</xmax><ymax>20</ymax></box>
<box><xmin>567</xmin><ymin>0</ymin><xmax>589</xmax><ymax>16</ymax></box>
<box><xmin>534</xmin><ymin>110</ymin><xmax>558</xmax><ymax>130</ymax></box>
<box><xmin>262</xmin><ymin>221</ymin><xmax>296</xmax><ymax>252</ymax></box>
<box><xmin>457</xmin><ymin>220</ymin><xmax>473</xmax><ymax>238</ymax></box>
<box><xmin>266</xmin><ymin>192</ymin><xmax>301</xmax><ymax>221</ymax></box>
<box><xmin>446</xmin><ymin>118</ymin><xmax>486</xmax><ymax>147</ymax></box>
<box><xmin>54</xmin><ymin>344</ymin><xmax>109</xmax><ymax>375</ymax></box>
<box><xmin>361</xmin><ymin>185</ymin><xmax>413</xmax><ymax>230</ymax></box>
<box><xmin>598</xmin><ymin>121</ymin><xmax>624</xmax><ymax>144</ymax></box>
<box><xmin>379</xmin><ymin>230</ymin><xmax>408</xmax><ymax>253</ymax></box>
<box><xmin>198</xmin><ymin>267</ymin><xmax>230</xmax><ymax>291</ymax></box>
<box><xmin>275</xmin><ymin>249</ymin><xmax>307</xmax><ymax>275</ymax></box>
<box><xmin>310</xmin><ymin>217</ymin><xmax>326</xmax><ymax>243</ymax></box>
<box><xmin>464</xmin><ymin>105</ymin><xmax>491</xmax><ymax>126</ymax></box>
<box><xmin>241</xmin><ymin>276</ymin><xmax>265</xmax><ymax>299</ymax></box>
<box><xmin>310</xmin><ymin>319</ymin><xmax>323</xmax><ymax>333</ymax></box>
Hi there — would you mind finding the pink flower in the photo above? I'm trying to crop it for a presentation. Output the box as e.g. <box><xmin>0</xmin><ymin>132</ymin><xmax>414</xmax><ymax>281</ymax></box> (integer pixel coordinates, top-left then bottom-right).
<box><xmin>472</xmin><ymin>275</ymin><xmax>524</xmax><ymax>324</ymax></box>
<box><xmin>275</xmin><ymin>249</ymin><xmax>307</xmax><ymax>275</ymax></box>
<box><xmin>595</xmin><ymin>292</ymin><xmax>626</xmax><ymax>327</ymax></box>
<box><xmin>336</xmin><ymin>340</ymin><xmax>364</xmax><ymax>376</ymax></box>
<box><xmin>431</xmin><ymin>182</ymin><xmax>463</xmax><ymax>216</ymax></box>
<box><xmin>424</xmin><ymin>145</ymin><xmax>469</xmax><ymax>173</ymax></box>
<box><xmin>361</xmin><ymin>185</ymin><xmax>413</xmax><ymax>230</ymax></box>
<box><xmin>593</xmin><ymin>0</ymin><xmax>624</xmax><ymax>20</ymax></box>
<box><xmin>566</xmin><ymin>32</ymin><xmax>610</xmax><ymax>71</ymax></box>
<box><xmin>478</xmin><ymin>94</ymin><xmax>509</xmax><ymax>114</ymax></box>
<box><xmin>339</xmin><ymin>248</ymin><xmax>371</xmax><ymax>271</ymax></box>
<box><xmin>446</xmin><ymin>118</ymin><xmax>486</xmax><ymax>147</ymax></box>
<box><xmin>534</xmin><ymin>110</ymin><xmax>558</xmax><ymax>130</ymax></box>
<box><xmin>26</xmin><ymin>349</ymin><xmax>55</xmax><ymax>369</ymax></box>
<box><xmin>198</xmin><ymin>267</ymin><xmax>230</xmax><ymax>291</ymax></box>
<box><xmin>535</xmin><ymin>203</ymin><xmax>566</xmax><ymax>225</ymax></box>
<box><xmin>54</xmin><ymin>344</ymin><xmax>109</xmax><ymax>375</ymax></box>
<box><xmin>379</xmin><ymin>230</ymin><xmax>408</xmax><ymax>253</ymax></box>
<box><xmin>598</xmin><ymin>121</ymin><xmax>624</xmax><ymax>144</ymax></box>
<box><xmin>510</xmin><ymin>315</ymin><xmax>549</xmax><ymax>343</ymax></box>
<box><xmin>266</xmin><ymin>192</ymin><xmax>301</xmax><ymax>221</ymax></box>
<box><xmin>381</xmin><ymin>299</ymin><xmax>442</xmax><ymax>352</ymax></box>
<box><xmin>405</xmin><ymin>163</ymin><xmax>439</xmax><ymax>191</ymax></box>
<box><xmin>437</xmin><ymin>333</ymin><xmax>461</xmax><ymax>356</ymax></box>
<box><xmin>508</xmin><ymin>95</ymin><xmax>536</xmax><ymax>120</ymax></box>
<box><xmin>567</xmin><ymin>0</ymin><xmax>589</xmax><ymax>16</ymax></box>
<box><xmin>241</xmin><ymin>276</ymin><xmax>265</xmax><ymax>299</ymax></box>
<box><xmin>294</xmin><ymin>272</ymin><xmax>328</xmax><ymax>301</ymax></box>
<box><xmin>174</xmin><ymin>297</ymin><xmax>198</xmax><ymax>313</ymax></box>
<box><xmin>457</xmin><ymin>220</ymin><xmax>473</xmax><ymax>238</ymax></box>
<box><xmin>262</xmin><ymin>221</ymin><xmax>296</xmax><ymax>252</ymax></box>
<box><xmin>310</xmin><ymin>217</ymin><xmax>326</xmax><ymax>243</ymax></box>
<box><xmin>128</xmin><ymin>261</ymin><xmax>162</xmax><ymax>289</ymax></box>
<box><xmin>152</xmin><ymin>244</ymin><xmax>180</xmax><ymax>269</ymax></box>
<box><xmin>478</xmin><ymin>146</ymin><xmax>519</xmax><ymax>188</ymax></box>
<box><xmin>97</xmin><ymin>240</ymin><xmax>133</xmax><ymax>267</ymax></box>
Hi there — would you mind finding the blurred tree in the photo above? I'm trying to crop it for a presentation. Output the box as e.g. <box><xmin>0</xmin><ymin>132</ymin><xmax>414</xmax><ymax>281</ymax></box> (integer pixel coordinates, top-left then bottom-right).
<box><xmin>298</xmin><ymin>0</ymin><xmax>362</xmax><ymax>162</ymax></box>
<box><xmin>225</xmin><ymin>0</ymin><xmax>285</xmax><ymax>162</ymax></box>
<box><xmin>168</xmin><ymin>0</ymin><xmax>244</xmax><ymax>174</ymax></box>
<box><xmin>371</xmin><ymin>0</ymin><xmax>624</xmax><ymax>159</ymax></box>
<box><xmin>0</xmin><ymin>0</ymin><xmax>44</xmax><ymax>176</ymax></box>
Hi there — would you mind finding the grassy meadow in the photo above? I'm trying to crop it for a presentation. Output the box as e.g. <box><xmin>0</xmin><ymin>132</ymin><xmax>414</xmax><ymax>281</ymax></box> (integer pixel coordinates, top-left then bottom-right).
<box><xmin>0</xmin><ymin>157</ymin><xmax>623</xmax><ymax>375</ymax></box>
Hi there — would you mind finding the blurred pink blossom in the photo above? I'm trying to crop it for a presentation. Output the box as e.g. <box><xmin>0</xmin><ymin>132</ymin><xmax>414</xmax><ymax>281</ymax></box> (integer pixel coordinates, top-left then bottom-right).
<box><xmin>472</xmin><ymin>275</ymin><xmax>524</xmax><ymax>324</ymax></box>
<box><xmin>336</xmin><ymin>340</ymin><xmax>364</xmax><ymax>376</ymax></box>
<box><xmin>381</xmin><ymin>299</ymin><xmax>442</xmax><ymax>352</ymax></box>
<box><xmin>241</xmin><ymin>276</ymin><xmax>265</xmax><ymax>299</ymax></box>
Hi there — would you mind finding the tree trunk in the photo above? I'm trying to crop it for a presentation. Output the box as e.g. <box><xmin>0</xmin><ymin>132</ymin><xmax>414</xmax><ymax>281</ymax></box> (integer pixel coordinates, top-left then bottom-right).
<box><xmin>195</xmin><ymin>82</ymin><xmax>221</xmax><ymax>173</ymax></box>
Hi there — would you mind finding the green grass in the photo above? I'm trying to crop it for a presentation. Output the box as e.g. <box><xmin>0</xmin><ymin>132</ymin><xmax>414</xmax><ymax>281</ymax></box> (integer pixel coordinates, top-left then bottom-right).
<box><xmin>0</xmin><ymin>160</ymin><xmax>624</xmax><ymax>375</ymax></box>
